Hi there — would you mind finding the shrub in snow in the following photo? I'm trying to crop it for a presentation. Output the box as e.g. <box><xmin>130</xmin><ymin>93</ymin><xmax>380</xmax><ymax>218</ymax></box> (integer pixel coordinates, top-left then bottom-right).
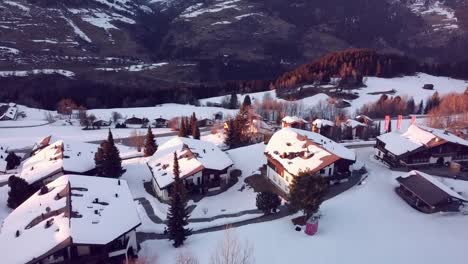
<box><xmin>5</xmin><ymin>151</ymin><xmax>21</xmax><ymax>170</ymax></box>
<box><xmin>289</xmin><ymin>170</ymin><xmax>328</xmax><ymax>219</ymax></box>
<box><xmin>7</xmin><ymin>176</ymin><xmax>34</xmax><ymax>209</ymax></box>
<box><xmin>256</xmin><ymin>192</ymin><xmax>281</xmax><ymax>215</ymax></box>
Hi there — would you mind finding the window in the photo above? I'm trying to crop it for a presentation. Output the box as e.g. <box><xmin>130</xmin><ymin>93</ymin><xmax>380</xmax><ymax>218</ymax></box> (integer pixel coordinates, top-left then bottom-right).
<box><xmin>320</xmin><ymin>169</ymin><xmax>325</xmax><ymax>174</ymax></box>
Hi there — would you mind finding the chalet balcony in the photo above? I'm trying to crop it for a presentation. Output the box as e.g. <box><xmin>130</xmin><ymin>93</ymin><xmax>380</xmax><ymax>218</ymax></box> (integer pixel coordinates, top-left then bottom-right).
<box><xmin>431</xmin><ymin>152</ymin><xmax>457</xmax><ymax>158</ymax></box>
<box><xmin>108</xmin><ymin>236</ymin><xmax>129</xmax><ymax>254</ymax></box>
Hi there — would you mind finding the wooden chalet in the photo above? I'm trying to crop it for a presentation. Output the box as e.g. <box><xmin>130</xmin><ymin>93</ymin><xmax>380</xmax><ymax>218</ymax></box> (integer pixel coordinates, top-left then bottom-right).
<box><xmin>375</xmin><ymin>125</ymin><xmax>468</xmax><ymax>169</ymax></box>
<box><xmin>281</xmin><ymin>116</ymin><xmax>309</xmax><ymax>130</ymax></box>
<box><xmin>154</xmin><ymin>116</ymin><xmax>169</xmax><ymax>128</ymax></box>
<box><xmin>312</xmin><ymin>119</ymin><xmax>335</xmax><ymax>138</ymax></box>
<box><xmin>125</xmin><ymin>117</ymin><xmax>148</xmax><ymax>128</ymax></box>
<box><xmin>265</xmin><ymin>128</ymin><xmax>356</xmax><ymax>193</ymax></box>
<box><xmin>197</xmin><ymin>118</ymin><xmax>214</xmax><ymax>127</ymax></box>
<box><xmin>395</xmin><ymin>170</ymin><xmax>466</xmax><ymax>213</ymax></box>
<box><xmin>0</xmin><ymin>175</ymin><xmax>141</xmax><ymax>264</ymax></box>
<box><xmin>147</xmin><ymin>137</ymin><xmax>234</xmax><ymax>201</ymax></box>
<box><xmin>92</xmin><ymin>120</ymin><xmax>111</xmax><ymax>127</ymax></box>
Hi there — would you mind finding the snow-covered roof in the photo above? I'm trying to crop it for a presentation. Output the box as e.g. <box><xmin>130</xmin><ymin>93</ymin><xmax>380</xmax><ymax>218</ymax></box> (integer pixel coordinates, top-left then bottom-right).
<box><xmin>265</xmin><ymin>128</ymin><xmax>355</xmax><ymax>176</ymax></box>
<box><xmin>377</xmin><ymin>124</ymin><xmax>468</xmax><ymax>156</ymax></box>
<box><xmin>312</xmin><ymin>119</ymin><xmax>335</xmax><ymax>128</ymax></box>
<box><xmin>0</xmin><ymin>103</ymin><xmax>18</xmax><ymax>120</ymax></box>
<box><xmin>20</xmin><ymin>140</ymin><xmax>97</xmax><ymax>185</ymax></box>
<box><xmin>344</xmin><ymin>119</ymin><xmax>367</xmax><ymax>128</ymax></box>
<box><xmin>0</xmin><ymin>175</ymin><xmax>141</xmax><ymax>264</ymax></box>
<box><xmin>400</xmin><ymin>170</ymin><xmax>466</xmax><ymax>201</ymax></box>
<box><xmin>282</xmin><ymin>116</ymin><xmax>307</xmax><ymax>124</ymax></box>
<box><xmin>356</xmin><ymin>115</ymin><xmax>373</xmax><ymax>122</ymax></box>
<box><xmin>148</xmin><ymin>137</ymin><xmax>233</xmax><ymax>189</ymax></box>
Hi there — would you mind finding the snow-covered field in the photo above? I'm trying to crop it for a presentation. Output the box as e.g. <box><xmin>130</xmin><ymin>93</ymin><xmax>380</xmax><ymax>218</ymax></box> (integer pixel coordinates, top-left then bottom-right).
<box><xmin>0</xmin><ymin>103</ymin><xmax>235</xmax><ymax>148</ymax></box>
<box><xmin>200</xmin><ymin>73</ymin><xmax>468</xmax><ymax>115</ymax></box>
<box><xmin>140</xmin><ymin>147</ymin><xmax>468</xmax><ymax>264</ymax></box>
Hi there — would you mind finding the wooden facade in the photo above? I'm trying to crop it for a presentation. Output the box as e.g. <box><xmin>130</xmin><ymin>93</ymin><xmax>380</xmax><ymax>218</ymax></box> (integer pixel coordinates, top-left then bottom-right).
<box><xmin>395</xmin><ymin>173</ymin><xmax>465</xmax><ymax>214</ymax></box>
<box><xmin>153</xmin><ymin>166</ymin><xmax>233</xmax><ymax>201</ymax></box>
<box><xmin>375</xmin><ymin>138</ymin><xmax>468</xmax><ymax>169</ymax></box>
<box><xmin>30</xmin><ymin>228</ymin><xmax>140</xmax><ymax>264</ymax></box>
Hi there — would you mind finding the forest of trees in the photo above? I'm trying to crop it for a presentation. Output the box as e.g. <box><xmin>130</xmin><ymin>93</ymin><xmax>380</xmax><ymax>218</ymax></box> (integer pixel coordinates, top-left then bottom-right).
<box><xmin>274</xmin><ymin>49</ymin><xmax>418</xmax><ymax>94</ymax></box>
<box><xmin>426</xmin><ymin>90</ymin><xmax>468</xmax><ymax>129</ymax></box>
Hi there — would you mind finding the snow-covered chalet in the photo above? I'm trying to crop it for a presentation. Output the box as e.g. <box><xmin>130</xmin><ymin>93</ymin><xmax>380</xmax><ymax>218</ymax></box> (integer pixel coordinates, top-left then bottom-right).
<box><xmin>395</xmin><ymin>170</ymin><xmax>467</xmax><ymax>213</ymax></box>
<box><xmin>147</xmin><ymin>137</ymin><xmax>234</xmax><ymax>201</ymax></box>
<box><xmin>375</xmin><ymin>124</ymin><xmax>468</xmax><ymax>168</ymax></box>
<box><xmin>281</xmin><ymin>116</ymin><xmax>309</xmax><ymax>130</ymax></box>
<box><xmin>265</xmin><ymin>128</ymin><xmax>356</xmax><ymax>193</ymax></box>
<box><xmin>0</xmin><ymin>175</ymin><xmax>141</xmax><ymax>264</ymax></box>
<box><xmin>21</xmin><ymin>136</ymin><xmax>98</xmax><ymax>188</ymax></box>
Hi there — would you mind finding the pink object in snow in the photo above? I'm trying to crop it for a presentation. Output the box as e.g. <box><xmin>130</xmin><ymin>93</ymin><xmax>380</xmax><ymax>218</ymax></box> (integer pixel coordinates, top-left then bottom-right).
<box><xmin>305</xmin><ymin>219</ymin><xmax>319</xmax><ymax>236</ymax></box>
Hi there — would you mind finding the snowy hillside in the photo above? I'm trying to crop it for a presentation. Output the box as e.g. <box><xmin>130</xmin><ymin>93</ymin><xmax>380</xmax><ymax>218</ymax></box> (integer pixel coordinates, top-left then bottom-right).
<box><xmin>201</xmin><ymin>73</ymin><xmax>468</xmax><ymax>115</ymax></box>
<box><xmin>407</xmin><ymin>0</ymin><xmax>459</xmax><ymax>31</ymax></box>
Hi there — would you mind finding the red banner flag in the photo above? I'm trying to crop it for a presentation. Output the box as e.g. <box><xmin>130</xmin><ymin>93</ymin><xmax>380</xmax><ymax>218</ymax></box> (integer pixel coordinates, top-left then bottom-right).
<box><xmin>397</xmin><ymin>115</ymin><xmax>403</xmax><ymax>130</ymax></box>
<box><xmin>411</xmin><ymin>115</ymin><xmax>416</xmax><ymax>125</ymax></box>
<box><xmin>384</xmin><ymin>115</ymin><xmax>390</xmax><ymax>132</ymax></box>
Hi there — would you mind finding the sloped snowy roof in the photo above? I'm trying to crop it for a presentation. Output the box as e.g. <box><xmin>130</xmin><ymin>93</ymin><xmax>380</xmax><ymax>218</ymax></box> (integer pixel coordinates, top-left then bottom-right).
<box><xmin>377</xmin><ymin>124</ymin><xmax>468</xmax><ymax>156</ymax></box>
<box><xmin>265</xmin><ymin>128</ymin><xmax>355</xmax><ymax>176</ymax></box>
<box><xmin>312</xmin><ymin>119</ymin><xmax>335</xmax><ymax>128</ymax></box>
<box><xmin>343</xmin><ymin>119</ymin><xmax>367</xmax><ymax>128</ymax></box>
<box><xmin>282</xmin><ymin>116</ymin><xmax>307</xmax><ymax>124</ymax></box>
<box><xmin>399</xmin><ymin>170</ymin><xmax>466</xmax><ymax>202</ymax></box>
<box><xmin>20</xmin><ymin>140</ymin><xmax>97</xmax><ymax>185</ymax></box>
<box><xmin>0</xmin><ymin>175</ymin><xmax>141</xmax><ymax>264</ymax></box>
<box><xmin>148</xmin><ymin>137</ymin><xmax>233</xmax><ymax>189</ymax></box>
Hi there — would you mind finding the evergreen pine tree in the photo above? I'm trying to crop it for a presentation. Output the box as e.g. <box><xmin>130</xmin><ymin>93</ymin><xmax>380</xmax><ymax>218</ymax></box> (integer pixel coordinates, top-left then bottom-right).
<box><xmin>256</xmin><ymin>192</ymin><xmax>281</xmax><ymax>215</ymax></box>
<box><xmin>406</xmin><ymin>97</ymin><xmax>416</xmax><ymax>114</ymax></box>
<box><xmin>192</xmin><ymin>123</ymin><xmax>200</xmax><ymax>140</ymax></box>
<box><xmin>178</xmin><ymin>117</ymin><xmax>187</xmax><ymax>137</ymax></box>
<box><xmin>95</xmin><ymin>130</ymin><xmax>123</xmax><ymax>178</ymax></box>
<box><xmin>144</xmin><ymin>126</ymin><xmax>158</xmax><ymax>157</ymax></box>
<box><xmin>241</xmin><ymin>95</ymin><xmax>252</xmax><ymax>112</ymax></box>
<box><xmin>289</xmin><ymin>171</ymin><xmax>328</xmax><ymax>219</ymax></box>
<box><xmin>229</xmin><ymin>92</ymin><xmax>238</xmax><ymax>109</ymax></box>
<box><xmin>418</xmin><ymin>100</ymin><xmax>424</xmax><ymax>114</ymax></box>
<box><xmin>7</xmin><ymin>176</ymin><xmax>33</xmax><ymax>209</ymax></box>
<box><xmin>224</xmin><ymin>118</ymin><xmax>240</xmax><ymax>148</ymax></box>
<box><xmin>166</xmin><ymin>152</ymin><xmax>191</xmax><ymax>248</ymax></box>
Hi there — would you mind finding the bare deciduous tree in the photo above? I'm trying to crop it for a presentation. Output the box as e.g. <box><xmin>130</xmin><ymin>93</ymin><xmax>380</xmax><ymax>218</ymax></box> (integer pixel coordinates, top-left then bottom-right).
<box><xmin>130</xmin><ymin>129</ymin><xmax>145</xmax><ymax>152</ymax></box>
<box><xmin>210</xmin><ymin>228</ymin><xmax>255</xmax><ymax>264</ymax></box>
<box><xmin>44</xmin><ymin>112</ymin><xmax>56</xmax><ymax>123</ymax></box>
<box><xmin>112</xmin><ymin>111</ymin><xmax>123</xmax><ymax>124</ymax></box>
<box><xmin>175</xmin><ymin>250</ymin><xmax>199</xmax><ymax>264</ymax></box>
